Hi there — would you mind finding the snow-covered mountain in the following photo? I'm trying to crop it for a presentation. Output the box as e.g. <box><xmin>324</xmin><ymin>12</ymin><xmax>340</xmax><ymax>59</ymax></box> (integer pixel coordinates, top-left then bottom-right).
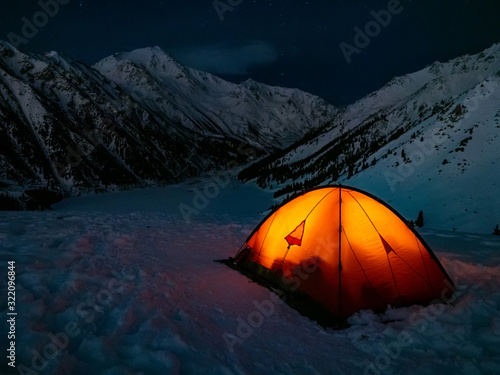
<box><xmin>240</xmin><ymin>43</ymin><xmax>500</xmax><ymax>233</ymax></box>
<box><xmin>93</xmin><ymin>47</ymin><xmax>336</xmax><ymax>149</ymax></box>
<box><xmin>0</xmin><ymin>42</ymin><xmax>336</xmax><ymax>208</ymax></box>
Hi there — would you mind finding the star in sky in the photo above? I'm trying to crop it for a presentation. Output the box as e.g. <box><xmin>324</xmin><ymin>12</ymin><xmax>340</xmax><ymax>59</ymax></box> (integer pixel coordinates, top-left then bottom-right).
<box><xmin>0</xmin><ymin>0</ymin><xmax>498</xmax><ymax>106</ymax></box>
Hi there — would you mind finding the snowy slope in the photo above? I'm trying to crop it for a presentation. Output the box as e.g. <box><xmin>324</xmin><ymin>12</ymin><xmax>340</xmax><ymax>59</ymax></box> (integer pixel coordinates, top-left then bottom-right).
<box><xmin>240</xmin><ymin>43</ymin><xmax>500</xmax><ymax>233</ymax></box>
<box><xmin>1</xmin><ymin>180</ymin><xmax>500</xmax><ymax>375</ymax></box>
<box><xmin>93</xmin><ymin>47</ymin><xmax>337</xmax><ymax>149</ymax></box>
<box><xmin>0</xmin><ymin>41</ymin><xmax>336</xmax><ymax>207</ymax></box>
<box><xmin>0</xmin><ymin>41</ymin><xmax>209</xmax><ymax>194</ymax></box>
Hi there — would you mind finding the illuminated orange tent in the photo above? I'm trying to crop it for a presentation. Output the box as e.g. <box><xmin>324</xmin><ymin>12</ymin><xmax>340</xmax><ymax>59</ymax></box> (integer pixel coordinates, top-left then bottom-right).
<box><xmin>233</xmin><ymin>185</ymin><xmax>454</xmax><ymax>319</ymax></box>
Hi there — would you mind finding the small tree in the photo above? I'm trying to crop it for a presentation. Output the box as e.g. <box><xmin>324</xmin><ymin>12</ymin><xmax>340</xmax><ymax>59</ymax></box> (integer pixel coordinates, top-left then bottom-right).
<box><xmin>347</xmin><ymin>164</ymin><xmax>354</xmax><ymax>179</ymax></box>
<box><xmin>493</xmin><ymin>224</ymin><xmax>500</xmax><ymax>236</ymax></box>
<box><xmin>453</xmin><ymin>104</ymin><xmax>463</xmax><ymax>116</ymax></box>
<box><xmin>415</xmin><ymin>211</ymin><xmax>424</xmax><ymax>228</ymax></box>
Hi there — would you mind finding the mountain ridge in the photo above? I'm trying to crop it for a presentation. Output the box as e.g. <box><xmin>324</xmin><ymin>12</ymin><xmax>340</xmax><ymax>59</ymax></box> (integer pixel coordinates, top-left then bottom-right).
<box><xmin>238</xmin><ymin>43</ymin><xmax>500</xmax><ymax>233</ymax></box>
<box><xmin>93</xmin><ymin>46</ymin><xmax>337</xmax><ymax>149</ymax></box>
<box><xmin>0</xmin><ymin>41</ymin><xmax>337</xmax><ymax>209</ymax></box>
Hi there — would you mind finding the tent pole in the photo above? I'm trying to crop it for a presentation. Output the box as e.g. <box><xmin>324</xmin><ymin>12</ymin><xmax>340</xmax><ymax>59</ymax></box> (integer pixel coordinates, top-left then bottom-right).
<box><xmin>338</xmin><ymin>186</ymin><xmax>342</xmax><ymax>317</ymax></box>
<box><xmin>275</xmin><ymin>246</ymin><xmax>291</xmax><ymax>283</ymax></box>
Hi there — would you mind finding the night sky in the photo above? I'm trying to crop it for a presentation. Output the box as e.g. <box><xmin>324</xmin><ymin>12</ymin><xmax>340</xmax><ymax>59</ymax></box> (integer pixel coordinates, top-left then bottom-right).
<box><xmin>1</xmin><ymin>0</ymin><xmax>500</xmax><ymax>106</ymax></box>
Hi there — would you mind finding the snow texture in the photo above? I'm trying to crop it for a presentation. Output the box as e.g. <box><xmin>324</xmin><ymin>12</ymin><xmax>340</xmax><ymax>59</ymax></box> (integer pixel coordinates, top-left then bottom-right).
<box><xmin>1</xmin><ymin>179</ymin><xmax>499</xmax><ymax>375</ymax></box>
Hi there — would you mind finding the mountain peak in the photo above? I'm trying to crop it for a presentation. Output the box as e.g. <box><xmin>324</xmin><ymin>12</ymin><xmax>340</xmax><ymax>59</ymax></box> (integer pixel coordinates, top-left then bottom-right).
<box><xmin>0</xmin><ymin>40</ymin><xmax>22</xmax><ymax>58</ymax></box>
<box><xmin>94</xmin><ymin>45</ymin><xmax>187</xmax><ymax>81</ymax></box>
<box><xmin>238</xmin><ymin>42</ymin><xmax>500</xmax><ymax>233</ymax></box>
<box><xmin>0</xmin><ymin>42</ymin><xmax>338</xmax><ymax>208</ymax></box>
<box><xmin>105</xmin><ymin>46</ymin><xmax>181</xmax><ymax>67</ymax></box>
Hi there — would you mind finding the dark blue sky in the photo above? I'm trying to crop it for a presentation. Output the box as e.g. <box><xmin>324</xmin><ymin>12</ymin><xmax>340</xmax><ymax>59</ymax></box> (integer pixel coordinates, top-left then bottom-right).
<box><xmin>1</xmin><ymin>0</ymin><xmax>500</xmax><ymax>106</ymax></box>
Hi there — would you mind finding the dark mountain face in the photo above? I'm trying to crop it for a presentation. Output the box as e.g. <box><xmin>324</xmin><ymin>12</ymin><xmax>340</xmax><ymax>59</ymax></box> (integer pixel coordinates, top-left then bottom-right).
<box><xmin>0</xmin><ymin>43</ymin><xmax>336</xmax><ymax>209</ymax></box>
<box><xmin>238</xmin><ymin>44</ymin><xmax>500</xmax><ymax>232</ymax></box>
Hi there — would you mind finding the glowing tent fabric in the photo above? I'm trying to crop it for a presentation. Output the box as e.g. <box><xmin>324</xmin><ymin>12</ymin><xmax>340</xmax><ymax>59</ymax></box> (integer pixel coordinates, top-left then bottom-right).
<box><xmin>234</xmin><ymin>186</ymin><xmax>454</xmax><ymax>319</ymax></box>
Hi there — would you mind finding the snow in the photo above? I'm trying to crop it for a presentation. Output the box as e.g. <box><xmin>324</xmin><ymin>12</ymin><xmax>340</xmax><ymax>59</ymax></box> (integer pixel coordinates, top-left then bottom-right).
<box><xmin>1</xmin><ymin>178</ymin><xmax>500</xmax><ymax>374</ymax></box>
<box><xmin>346</xmin><ymin>75</ymin><xmax>500</xmax><ymax>233</ymax></box>
<box><xmin>258</xmin><ymin>43</ymin><xmax>500</xmax><ymax>233</ymax></box>
<box><xmin>92</xmin><ymin>45</ymin><xmax>337</xmax><ymax>149</ymax></box>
